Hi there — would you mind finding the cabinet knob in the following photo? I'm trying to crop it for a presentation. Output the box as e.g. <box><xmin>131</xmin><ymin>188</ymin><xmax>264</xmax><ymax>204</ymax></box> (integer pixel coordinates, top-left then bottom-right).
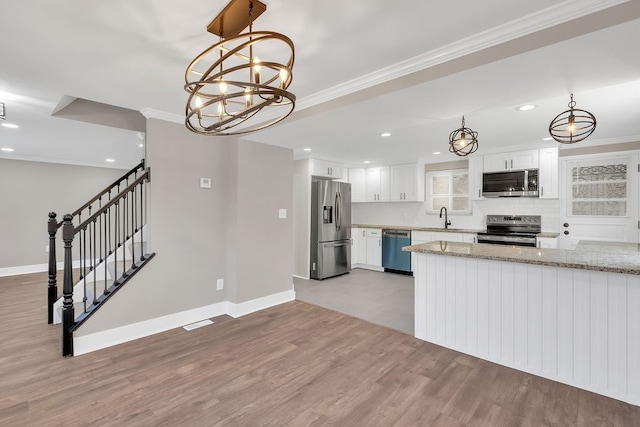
<box><xmin>563</xmin><ymin>223</ymin><xmax>569</xmax><ymax>227</ymax></box>
<box><xmin>564</xmin><ymin>230</ymin><xmax>569</xmax><ymax>235</ymax></box>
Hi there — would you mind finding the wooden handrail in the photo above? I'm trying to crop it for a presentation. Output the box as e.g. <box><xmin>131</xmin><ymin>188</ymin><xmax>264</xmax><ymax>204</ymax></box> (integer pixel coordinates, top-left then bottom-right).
<box><xmin>55</xmin><ymin>160</ymin><xmax>146</xmax><ymax>228</ymax></box>
<box><xmin>74</xmin><ymin>169</ymin><xmax>149</xmax><ymax>234</ymax></box>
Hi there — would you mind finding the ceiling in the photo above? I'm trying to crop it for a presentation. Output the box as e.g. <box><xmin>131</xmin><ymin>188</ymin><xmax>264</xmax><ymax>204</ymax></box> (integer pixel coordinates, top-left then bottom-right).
<box><xmin>1</xmin><ymin>0</ymin><xmax>639</xmax><ymax>169</ymax></box>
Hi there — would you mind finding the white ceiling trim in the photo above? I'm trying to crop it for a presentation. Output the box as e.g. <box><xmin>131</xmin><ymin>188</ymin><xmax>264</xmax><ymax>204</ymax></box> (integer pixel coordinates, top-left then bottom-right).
<box><xmin>295</xmin><ymin>0</ymin><xmax>630</xmax><ymax>112</ymax></box>
<box><xmin>140</xmin><ymin>108</ymin><xmax>183</xmax><ymax>124</ymax></box>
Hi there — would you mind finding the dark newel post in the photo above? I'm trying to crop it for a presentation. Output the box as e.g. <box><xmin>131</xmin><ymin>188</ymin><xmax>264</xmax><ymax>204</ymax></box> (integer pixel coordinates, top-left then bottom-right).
<box><xmin>62</xmin><ymin>214</ymin><xmax>75</xmax><ymax>356</ymax></box>
<box><xmin>47</xmin><ymin>212</ymin><xmax>58</xmax><ymax>324</ymax></box>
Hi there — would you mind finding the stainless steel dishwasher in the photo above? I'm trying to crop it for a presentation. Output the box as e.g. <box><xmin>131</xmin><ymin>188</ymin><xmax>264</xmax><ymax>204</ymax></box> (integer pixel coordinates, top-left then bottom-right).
<box><xmin>382</xmin><ymin>229</ymin><xmax>412</xmax><ymax>274</ymax></box>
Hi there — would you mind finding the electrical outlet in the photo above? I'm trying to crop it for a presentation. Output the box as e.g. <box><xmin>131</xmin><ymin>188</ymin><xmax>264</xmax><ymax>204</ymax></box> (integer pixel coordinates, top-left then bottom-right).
<box><xmin>278</xmin><ymin>208</ymin><xmax>287</xmax><ymax>219</ymax></box>
<box><xmin>45</xmin><ymin>244</ymin><xmax>49</xmax><ymax>253</ymax></box>
<box><xmin>216</xmin><ymin>278</ymin><xmax>224</xmax><ymax>290</ymax></box>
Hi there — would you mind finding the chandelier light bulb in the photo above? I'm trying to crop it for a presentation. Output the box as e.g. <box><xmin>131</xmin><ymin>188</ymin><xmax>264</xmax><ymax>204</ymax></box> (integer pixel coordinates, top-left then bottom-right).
<box><xmin>244</xmin><ymin>87</ymin><xmax>252</xmax><ymax>107</ymax></box>
<box><xmin>253</xmin><ymin>56</ymin><xmax>261</xmax><ymax>84</ymax></box>
<box><xmin>219</xmin><ymin>80</ymin><xmax>228</xmax><ymax>95</ymax></box>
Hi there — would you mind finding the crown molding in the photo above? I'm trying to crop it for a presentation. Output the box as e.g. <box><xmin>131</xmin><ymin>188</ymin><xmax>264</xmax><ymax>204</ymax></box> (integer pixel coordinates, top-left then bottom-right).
<box><xmin>140</xmin><ymin>108</ymin><xmax>183</xmax><ymax>124</ymax></box>
<box><xmin>296</xmin><ymin>0</ymin><xmax>630</xmax><ymax>111</ymax></box>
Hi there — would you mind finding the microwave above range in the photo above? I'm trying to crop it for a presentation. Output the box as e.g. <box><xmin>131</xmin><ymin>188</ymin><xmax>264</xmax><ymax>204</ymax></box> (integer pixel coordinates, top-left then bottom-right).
<box><xmin>482</xmin><ymin>169</ymin><xmax>538</xmax><ymax>198</ymax></box>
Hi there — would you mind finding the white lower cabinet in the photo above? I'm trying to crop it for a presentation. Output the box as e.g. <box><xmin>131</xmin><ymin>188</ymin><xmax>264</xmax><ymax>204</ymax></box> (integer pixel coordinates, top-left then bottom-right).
<box><xmin>365</xmin><ymin>229</ymin><xmax>382</xmax><ymax>267</ymax></box>
<box><xmin>352</xmin><ymin>228</ymin><xmax>382</xmax><ymax>270</ymax></box>
<box><xmin>537</xmin><ymin>237</ymin><xmax>559</xmax><ymax>249</ymax></box>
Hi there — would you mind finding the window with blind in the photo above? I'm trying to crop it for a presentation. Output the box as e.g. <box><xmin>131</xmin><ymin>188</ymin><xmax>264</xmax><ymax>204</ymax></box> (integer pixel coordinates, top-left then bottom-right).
<box><xmin>569</xmin><ymin>162</ymin><xmax>627</xmax><ymax>216</ymax></box>
<box><xmin>426</xmin><ymin>169</ymin><xmax>470</xmax><ymax>213</ymax></box>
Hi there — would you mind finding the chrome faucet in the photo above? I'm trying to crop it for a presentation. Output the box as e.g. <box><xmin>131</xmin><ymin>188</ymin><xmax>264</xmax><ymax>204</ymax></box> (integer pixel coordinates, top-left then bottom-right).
<box><xmin>439</xmin><ymin>206</ymin><xmax>451</xmax><ymax>229</ymax></box>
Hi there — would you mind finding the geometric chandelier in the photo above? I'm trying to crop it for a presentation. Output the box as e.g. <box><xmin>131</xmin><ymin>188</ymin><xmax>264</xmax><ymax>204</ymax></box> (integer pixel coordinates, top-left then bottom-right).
<box><xmin>548</xmin><ymin>93</ymin><xmax>596</xmax><ymax>144</ymax></box>
<box><xmin>448</xmin><ymin>116</ymin><xmax>479</xmax><ymax>157</ymax></box>
<box><xmin>184</xmin><ymin>0</ymin><xmax>296</xmax><ymax>136</ymax></box>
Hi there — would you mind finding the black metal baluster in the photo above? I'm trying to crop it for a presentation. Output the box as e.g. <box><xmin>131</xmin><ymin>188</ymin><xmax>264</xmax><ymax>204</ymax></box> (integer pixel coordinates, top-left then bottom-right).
<box><xmin>122</xmin><ymin>193</ymin><xmax>128</xmax><ymax>277</ymax></box>
<box><xmin>92</xmin><ymin>218</ymin><xmax>97</xmax><ymax>305</ymax></box>
<box><xmin>82</xmin><ymin>227</ymin><xmax>87</xmax><ymax>313</ymax></box>
<box><xmin>114</xmin><ymin>200</ymin><xmax>119</xmax><ymax>283</ymax></box>
<box><xmin>62</xmin><ymin>214</ymin><xmax>75</xmax><ymax>356</ymax></box>
<box><xmin>131</xmin><ymin>187</ymin><xmax>137</xmax><ymax>269</ymax></box>
<box><xmin>104</xmin><ymin>210</ymin><xmax>109</xmax><ymax>294</ymax></box>
<box><xmin>139</xmin><ymin>179</ymin><xmax>145</xmax><ymax>261</ymax></box>
<box><xmin>47</xmin><ymin>212</ymin><xmax>58</xmax><ymax>324</ymax></box>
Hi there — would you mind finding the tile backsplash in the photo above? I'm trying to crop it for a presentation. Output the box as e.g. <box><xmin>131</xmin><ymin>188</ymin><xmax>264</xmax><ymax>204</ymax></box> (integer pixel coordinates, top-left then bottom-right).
<box><xmin>352</xmin><ymin>198</ymin><xmax>561</xmax><ymax>233</ymax></box>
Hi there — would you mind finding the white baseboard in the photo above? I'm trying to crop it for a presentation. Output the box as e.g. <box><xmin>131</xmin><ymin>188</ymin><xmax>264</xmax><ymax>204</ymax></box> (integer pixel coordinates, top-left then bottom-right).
<box><xmin>0</xmin><ymin>260</ymin><xmax>92</xmax><ymax>277</ymax></box>
<box><xmin>0</xmin><ymin>263</ymin><xmax>50</xmax><ymax>277</ymax></box>
<box><xmin>226</xmin><ymin>289</ymin><xmax>296</xmax><ymax>318</ymax></box>
<box><xmin>73</xmin><ymin>288</ymin><xmax>296</xmax><ymax>356</ymax></box>
<box><xmin>293</xmin><ymin>274</ymin><xmax>309</xmax><ymax>280</ymax></box>
<box><xmin>74</xmin><ymin>302</ymin><xmax>227</xmax><ymax>356</ymax></box>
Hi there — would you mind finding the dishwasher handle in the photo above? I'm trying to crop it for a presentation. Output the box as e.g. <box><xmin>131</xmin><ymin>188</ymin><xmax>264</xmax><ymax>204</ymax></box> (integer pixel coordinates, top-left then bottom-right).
<box><xmin>382</xmin><ymin>229</ymin><xmax>411</xmax><ymax>238</ymax></box>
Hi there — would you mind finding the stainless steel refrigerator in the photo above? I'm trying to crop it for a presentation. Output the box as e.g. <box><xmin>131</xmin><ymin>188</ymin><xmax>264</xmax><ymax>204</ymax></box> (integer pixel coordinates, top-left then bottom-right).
<box><xmin>310</xmin><ymin>180</ymin><xmax>351</xmax><ymax>280</ymax></box>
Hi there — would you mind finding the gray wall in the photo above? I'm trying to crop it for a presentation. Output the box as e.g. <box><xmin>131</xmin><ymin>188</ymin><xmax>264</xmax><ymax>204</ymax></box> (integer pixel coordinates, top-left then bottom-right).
<box><xmin>293</xmin><ymin>159</ymin><xmax>310</xmax><ymax>278</ymax></box>
<box><xmin>76</xmin><ymin>119</ymin><xmax>294</xmax><ymax>335</ymax></box>
<box><xmin>0</xmin><ymin>159</ymin><xmax>126</xmax><ymax>268</ymax></box>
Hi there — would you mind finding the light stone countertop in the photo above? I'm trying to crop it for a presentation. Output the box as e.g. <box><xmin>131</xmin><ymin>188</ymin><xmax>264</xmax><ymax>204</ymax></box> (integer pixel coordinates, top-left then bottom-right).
<box><xmin>352</xmin><ymin>224</ymin><xmax>560</xmax><ymax>239</ymax></box>
<box><xmin>403</xmin><ymin>240</ymin><xmax>640</xmax><ymax>275</ymax></box>
<box><xmin>352</xmin><ymin>224</ymin><xmax>482</xmax><ymax>234</ymax></box>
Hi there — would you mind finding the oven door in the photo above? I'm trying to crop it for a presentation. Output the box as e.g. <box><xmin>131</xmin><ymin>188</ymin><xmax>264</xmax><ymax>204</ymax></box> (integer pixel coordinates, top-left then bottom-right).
<box><xmin>476</xmin><ymin>233</ymin><xmax>536</xmax><ymax>247</ymax></box>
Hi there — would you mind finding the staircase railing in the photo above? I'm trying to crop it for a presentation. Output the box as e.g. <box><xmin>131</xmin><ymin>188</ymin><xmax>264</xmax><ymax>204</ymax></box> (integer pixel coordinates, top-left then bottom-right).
<box><xmin>47</xmin><ymin>160</ymin><xmax>146</xmax><ymax>323</ymax></box>
<box><xmin>47</xmin><ymin>160</ymin><xmax>154</xmax><ymax>356</ymax></box>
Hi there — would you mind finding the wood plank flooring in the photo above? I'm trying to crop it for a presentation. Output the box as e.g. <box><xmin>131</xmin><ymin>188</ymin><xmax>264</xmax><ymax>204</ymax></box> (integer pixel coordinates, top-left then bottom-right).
<box><xmin>1</xmin><ymin>271</ymin><xmax>639</xmax><ymax>426</ymax></box>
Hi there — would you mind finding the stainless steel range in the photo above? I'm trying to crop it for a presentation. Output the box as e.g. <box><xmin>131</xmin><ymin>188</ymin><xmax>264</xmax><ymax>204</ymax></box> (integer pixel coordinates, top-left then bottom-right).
<box><xmin>476</xmin><ymin>215</ymin><xmax>541</xmax><ymax>247</ymax></box>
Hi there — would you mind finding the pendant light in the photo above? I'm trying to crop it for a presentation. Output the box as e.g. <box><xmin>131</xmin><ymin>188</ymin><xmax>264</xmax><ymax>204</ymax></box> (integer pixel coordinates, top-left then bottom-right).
<box><xmin>185</xmin><ymin>0</ymin><xmax>296</xmax><ymax>136</ymax></box>
<box><xmin>548</xmin><ymin>93</ymin><xmax>596</xmax><ymax>144</ymax></box>
<box><xmin>448</xmin><ymin>116</ymin><xmax>478</xmax><ymax>156</ymax></box>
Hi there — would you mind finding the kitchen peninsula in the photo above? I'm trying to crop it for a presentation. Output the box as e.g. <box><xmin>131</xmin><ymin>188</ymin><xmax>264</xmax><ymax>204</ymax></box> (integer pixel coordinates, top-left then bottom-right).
<box><xmin>404</xmin><ymin>240</ymin><xmax>640</xmax><ymax>406</ymax></box>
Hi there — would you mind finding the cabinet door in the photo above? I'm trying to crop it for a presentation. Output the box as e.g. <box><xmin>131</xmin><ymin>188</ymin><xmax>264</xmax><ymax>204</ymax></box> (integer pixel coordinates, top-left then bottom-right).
<box><xmin>349</xmin><ymin>168</ymin><xmax>366</xmax><ymax>202</ymax></box>
<box><xmin>510</xmin><ymin>149</ymin><xmax>539</xmax><ymax>170</ymax></box>
<box><xmin>358</xmin><ymin>228</ymin><xmax>368</xmax><ymax>263</ymax></box>
<box><xmin>366</xmin><ymin>236</ymin><xmax>382</xmax><ymax>266</ymax></box>
<box><xmin>390</xmin><ymin>165</ymin><xmax>404</xmax><ymax>202</ymax></box>
<box><xmin>468</xmin><ymin>156</ymin><xmax>484</xmax><ymax>200</ymax></box>
<box><xmin>351</xmin><ymin>228</ymin><xmax>359</xmax><ymax>265</ymax></box>
<box><xmin>483</xmin><ymin>153</ymin><xmax>510</xmax><ymax>172</ymax></box>
<box><xmin>536</xmin><ymin>237</ymin><xmax>558</xmax><ymax>248</ymax></box>
<box><xmin>378</xmin><ymin>167</ymin><xmax>390</xmax><ymax>201</ymax></box>
<box><xmin>311</xmin><ymin>159</ymin><xmax>343</xmax><ymax>179</ymax></box>
<box><xmin>365</xmin><ymin>168</ymin><xmax>380</xmax><ymax>202</ymax></box>
<box><xmin>390</xmin><ymin>164</ymin><xmax>416</xmax><ymax>201</ymax></box>
<box><xmin>539</xmin><ymin>147</ymin><xmax>559</xmax><ymax>199</ymax></box>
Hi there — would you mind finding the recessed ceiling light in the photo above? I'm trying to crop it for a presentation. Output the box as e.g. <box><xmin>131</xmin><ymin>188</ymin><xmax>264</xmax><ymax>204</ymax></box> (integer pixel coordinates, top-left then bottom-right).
<box><xmin>433</xmin><ymin>151</ymin><xmax>441</xmax><ymax>155</ymax></box>
<box><xmin>542</xmin><ymin>137</ymin><xmax>553</xmax><ymax>141</ymax></box>
<box><xmin>303</xmin><ymin>148</ymin><xmax>312</xmax><ymax>152</ymax></box>
<box><xmin>516</xmin><ymin>104</ymin><xmax>536</xmax><ymax>111</ymax></box>
<box><xmin>1</xmin><ymin>147</ymin><xmax>14</xmax><ymax>152</ymax></box>
<box><xmin>1</xmin><ymin>123</ymin><xmax>19</xmax><ymax>129</ymax></box>
<box><xmin>139</xmin><ymin>143</ymin><xmax>144</xmax><ymax>148</ymax></box>
<box><xmin>105</xmin><ymin>158</ymin><xmax>115</xmax><ymax>163</ymax></box>
<box><xmin>380</xmin><ymin>132</ymin><xmax>391</xmax><ymax>137</ymax></box>
<box><xmin>364</xmin><ymin>161</ymin><xmax>371</xmax><ymax>164</ymax></box>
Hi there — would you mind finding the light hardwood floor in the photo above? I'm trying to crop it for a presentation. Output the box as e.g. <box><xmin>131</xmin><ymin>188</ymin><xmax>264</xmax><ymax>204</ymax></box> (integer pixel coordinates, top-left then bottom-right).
<box><xmin>1</xmin><ymin>271</ymin><xmax>639</xmax><ymax>426</ymax></box>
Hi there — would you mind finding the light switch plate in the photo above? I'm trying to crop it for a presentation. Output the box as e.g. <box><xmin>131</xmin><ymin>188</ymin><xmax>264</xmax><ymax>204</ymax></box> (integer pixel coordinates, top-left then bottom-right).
<box><xmin>200</xmin><ymin>177</ymin><xmax>212</xmax><ymax>188</ymax></box>
<box><xmin>278</xmin><ymin>208</ymin><xmax>287</xmax><ymax>219</ymax></box>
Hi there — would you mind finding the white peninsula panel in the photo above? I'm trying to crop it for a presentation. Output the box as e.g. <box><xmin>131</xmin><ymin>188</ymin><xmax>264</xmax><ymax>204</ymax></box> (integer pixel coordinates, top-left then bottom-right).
<box><xmin>413</xmin><ymin>252</ymin><xmax>640</xmax><ymax>406</ymax></box>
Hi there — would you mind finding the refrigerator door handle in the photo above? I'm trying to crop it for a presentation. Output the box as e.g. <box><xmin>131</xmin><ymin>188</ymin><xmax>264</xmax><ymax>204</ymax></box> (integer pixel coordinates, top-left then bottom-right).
<box><xmin>335</xmin><ymin>191</ymin><xmax>340</xmax><ymax>232</ymax></box>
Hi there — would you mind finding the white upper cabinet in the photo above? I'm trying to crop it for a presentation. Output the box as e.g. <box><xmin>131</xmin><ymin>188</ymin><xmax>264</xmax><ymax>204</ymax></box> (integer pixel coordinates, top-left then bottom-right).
<box><xmin>538</xmin><ymin>147</ymin><xmax>559</xmax><ymax>199</ymax></box>
<box><xmin>390</xmin><ymin>164</ymin><xmax>417</xmax><ymax>201</ymax></box>
<box><xmin>348</xmin><ymin>168</ymin><xmax>366</xmax><ymax>202</ymax></box>
<box><xmin>365</xmin><ymin>166</ymin><xmax>390</xmax><ymax>202</ymax></box>
<box><xmin>310</xmin><ymin>159</ymin><xmax>344</xmax><ymax>179</ymax></box>
<box><xmin>483</xmin><ymin>149</ymin><xmax>539</xmax><ymax>172</ymax></box>
<box><xmin>468</xmin><ymin>156</ymin><xmax>484</xmax><ymax>200</ymax></box>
